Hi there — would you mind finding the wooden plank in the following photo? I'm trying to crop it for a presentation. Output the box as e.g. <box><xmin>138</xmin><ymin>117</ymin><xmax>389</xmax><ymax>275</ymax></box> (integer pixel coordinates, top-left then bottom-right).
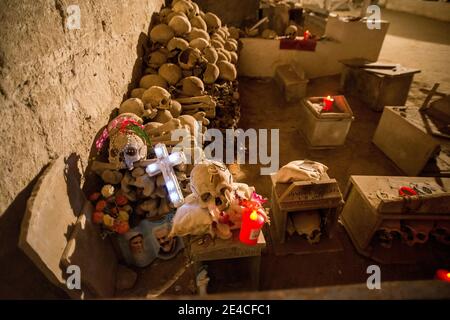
<box><xmin>420</xmin><ymin>83</ymin><xmax>440</xmax><ymax>111</ymax></box>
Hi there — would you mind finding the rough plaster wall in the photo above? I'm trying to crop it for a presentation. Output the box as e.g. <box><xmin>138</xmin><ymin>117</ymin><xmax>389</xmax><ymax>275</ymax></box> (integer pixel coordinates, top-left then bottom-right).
<box><xmin>0</xmin><ymin>0</ymin><xmax>163</xmax><ymax>298</ymax></box>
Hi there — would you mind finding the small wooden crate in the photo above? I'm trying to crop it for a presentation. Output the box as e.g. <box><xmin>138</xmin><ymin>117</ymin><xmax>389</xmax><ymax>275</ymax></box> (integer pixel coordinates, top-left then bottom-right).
<box><xmin>373</xmin><ymin>107</ymin><xmax>441</xmax><ymax>176</ymax></box>
<box><xmin>340</xmin><ymin>175</ymin><xmax>450</xmax><ymax>263</ymax></box>
<box><xmin>340</xmin><ymin>59</ymin><xmax>420</xmax><ymax>112</ymax></box>
<box><xmin>298</xmin><ymin>95</ymin><xmax>354</xmax><ymax>148</ymax></box>
<box><xmin>270</xmin><ymin>174</ymin><xmax>344</xmax><ymax>244</ymax></box>
<box><xmin>185</xmin><ymin>231</ymin><xmax>266</xmax><ymax>290</ymax></box>
<box><xmin>274</xmin><ymin>63</ymin><xmax>309</xmax><ymax>102</ymax></box>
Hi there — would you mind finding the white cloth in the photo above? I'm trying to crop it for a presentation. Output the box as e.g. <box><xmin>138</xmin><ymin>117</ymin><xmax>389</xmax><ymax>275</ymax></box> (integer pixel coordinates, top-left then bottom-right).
<box><xmin>274</xmin><ymin>160</ymin><xmax>328</xmax><ymax>183</ymax></box>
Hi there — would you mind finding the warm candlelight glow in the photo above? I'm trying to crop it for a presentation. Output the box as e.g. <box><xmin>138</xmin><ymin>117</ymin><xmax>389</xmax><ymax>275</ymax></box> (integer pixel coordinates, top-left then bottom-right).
<box><xmin>323</xmin><ymin>96</ymin><xmax>334</xmax><ymax>111</ymax></box>
<box><xmin>304</xmin><ymin>30</ymin><xmax>311</xmax><ymax>40</ymax></box>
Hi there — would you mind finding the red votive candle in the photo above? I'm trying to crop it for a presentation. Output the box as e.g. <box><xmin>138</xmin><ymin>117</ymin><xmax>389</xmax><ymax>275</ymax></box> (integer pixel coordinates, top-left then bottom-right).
<box><xmin>239</xmin><ymin>208</ymin><xmax>265</xmax><ymax>246</ymax></box>
<box><xmin>304</xmin><ymin>30</ymin><xmax>311</xmax><ymax>40</ymax></box>
<box><xmin>436</xmin><ymin>269</ymin><xmax>450</xmax><ymax>283</ymax></box>
<box><xmin>323</xmin><ymin>96</ymin><xmax>334</xmax><ymax>111</ymax></box>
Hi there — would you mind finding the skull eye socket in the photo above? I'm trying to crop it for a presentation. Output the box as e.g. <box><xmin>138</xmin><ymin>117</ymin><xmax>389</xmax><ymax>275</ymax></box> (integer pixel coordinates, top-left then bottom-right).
<box><xmin>220</xmin><ymin>186</ymin><xmax>231</xmax><ymax>196</ymax></box>
<box><xmin>125</xmin><ymin>148</ymin><xmax>137</xmax><ymax>156</ymax></box>
<box><xmin>161</xmin><ymin>98</ymin><xmax>167</xmax><ymax>105</ymax></box>
<box><xmin>201</xmin><ymin>192</ymin><xmax>212</xmax><ymax>203</ymax></box>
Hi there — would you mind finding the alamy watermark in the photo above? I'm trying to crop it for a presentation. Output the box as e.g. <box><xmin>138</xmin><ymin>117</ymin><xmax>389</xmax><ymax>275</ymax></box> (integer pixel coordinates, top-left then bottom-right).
<box><xmin>170</xmin><ymin>123</ymin><xmax>280</xmax><ymax>175</ymax></box>
<box><xmin>66</xmin><ymin>265</ymin><xmax>81</xmax><ymax>290</ymax></box>
<box><xmin>366</xmin><ymin>265</ymin><xmax>381</xmax><ymax>290</ymax></box>
<box><xmin>366</xmin><ymin>5</ymin><xmax>381</xmax><ymax>30</ymax></box>
<box><xmin>66</xmin><ymin>5</ymin><xmax>81</xmax><ymax>30</ymax></box>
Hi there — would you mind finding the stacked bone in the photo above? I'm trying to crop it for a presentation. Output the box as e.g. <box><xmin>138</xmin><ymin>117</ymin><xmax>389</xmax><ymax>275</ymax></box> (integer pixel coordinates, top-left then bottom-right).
<box><xmin>374</xmin><ymin>220</ymin><xmax>450</xmax><ymax>248</ymax></box>
<box><xmin>129</xmin><ymin>0</ymin><xmax>241</xmax><ymax>133</ymax></box>
<box><xmin>88</xmin><ymin>0</ymin><xmax>242</xmax><ymax>236</ymax></box>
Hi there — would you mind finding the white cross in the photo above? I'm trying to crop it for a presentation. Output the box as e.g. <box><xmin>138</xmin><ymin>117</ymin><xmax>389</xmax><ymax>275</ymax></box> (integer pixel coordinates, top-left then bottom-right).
<box><xmin>145</xmin><ymin>143</ymin><xmax>187</xmax><ymax>208</ymax></box>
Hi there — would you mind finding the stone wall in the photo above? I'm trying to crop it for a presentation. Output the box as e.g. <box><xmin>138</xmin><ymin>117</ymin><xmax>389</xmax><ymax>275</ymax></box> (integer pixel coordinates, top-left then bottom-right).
<box><xmin>0</xmin><ymin>0</ymin><xmax>163</xmax><ymax>298</ymax></box>
<box><xmin>386</xmin><ymin>0</ymin><xmax>450</xmax><ymax>22</ymax></box>
<box><xmin>193</xmin><ymin>0</ymin><xmax>259</xmax><ymax>27</ymax></box>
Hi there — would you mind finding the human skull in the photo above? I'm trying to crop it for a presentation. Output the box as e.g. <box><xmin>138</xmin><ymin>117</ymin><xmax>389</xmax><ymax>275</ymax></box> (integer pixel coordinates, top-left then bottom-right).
<box><xmin>172</xmin><ymin>0</ymin><xmax>195</xmax><ymax>19</ymax></box>
<box><xmin>203</xmin><ymin>63</ymin><xmax>219</xmax><ymax>84</ymax></box>
<box><xmin>139</xmin><ymin>74</ymin><xmax>168</xmax><ymax>89</ymax></box>
<box><xmin>141</xmin><ymin>86</ymin><xmax>171</xmax><ymax>109</ymax></box>
<box><xmin>202</xmin><ymin>46</ymin><xmax>218</xmax><ymax>64</ymax></box>
<box><xmin>119</xmin><ymin>98</ymin><xmax>154</xmax><ymax>119</ymax></box>
<box><xmin>158</xmin><ymin>63</ymin><xmax>182</xmax><ymax>85</ymax></box>
<box><xmin>168</xmin><ymin>15</ymin><xmax>192</xmax><ymax>36</ymax></box>
<box><xmin>130</xmin><ymin>88</ymin><xmax>146</xmax><ymax>100</ymax></box>
<box><xmin>291</xmin><ymin>211</ymin><xmax>321</xmax><ymax>244</ymax></box>
<box><xmin>210</xmin><ymin>39</ymin><xmax>224</xmax><ymax>50</ymax></box>
<box><xmin>217</xmin><ymin>48</ymin><xmax>231</xmax><ymax>62</ymax></box>
<box><xmin>189</xmin><ymin>38</ymin><xmax>209</xmax><ymax>50</ymax></box>
<box><xmin>186</xmin><ymin>28</ymin><xmax>210</xmax><ymax>42</ymax></box>
<box><xmin>211</xmin><ymin>33</ymin><xmax>225</xmax><ymax>45</ymax></box>
<box><xmin>203</xmin><ymin>12</ymin><xmax>222</xmax><ymax>33</ymax></box>
<box><xmin>190</xmin><ymin>16</ymin><xmax>207</xmax><ymax>31</ymax></box>
<box><xmin>148</xmin><ymin>49</ymin><xmax>168</xmax><ymax>69</ymax></box>
<box><xmin>181</xmin><ymin>76</ymin><xmax>205</xmax><ymax>96</ymax></box>
<box><xmin>178</xmin><ymin>47</ymin><xmax>202</xmax><ymax>70</ymax></box>
<box><xmin>159</xmin><ymin>8</ymin><xmax>173</xmax><ymax>23</ymax></box>
<box><xmin>190</xmin><ymin>161</ymin><xmax>234</xmax><ymax>212</ymax></box>
<box><xmin>224</xmin><ymin>40</ymin><xmax>237</xmax><ymax>52</ymax></box>
<box><xmin>109</xmin><ymin>128</ymin><xmax>148</xmax><ymax>170</ymax></box>
<box><xmin>217</xmin><ymin>60</ymin><xmax>237</xmax><ymax>81</ymax></box>
<box><xmin>150</xmin><ymin>24</ymin><xmax>175</xmax><ymax>44</ymax></box>
<box><xmin>191</xmin><ymin>1</ymin><xmax>200</xmax><ymax>16</ymax></box>
<box><xmin>166</xmin><ymin>37</ymin><xmax>190</xmax><ymax>57</ymax></box>
<box><xmin>285</xmin><ymin>25</ymin><xmax>298</xmax><ymax>39</ymax></box>
<box><xmin>229</xmin><ymin>51</ymin><xmax>238</xmax><ymax>65</ymax></box>
<box><xmin>228</xmin><ymin>26</ymin><xmax>240</xmax><ymax>40</ymax></box>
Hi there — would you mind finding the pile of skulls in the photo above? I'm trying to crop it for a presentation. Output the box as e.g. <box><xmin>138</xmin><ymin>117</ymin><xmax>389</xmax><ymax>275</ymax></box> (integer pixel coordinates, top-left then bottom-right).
<box><xmin>375</xmin><ymin>220</ymin><xmax>450</xmax><ymax>248</ymax></box>
<box><xmin>87</xmin><ymin>1</ymin><xmax>246</xmax><ymax>236</ymax></box>
<box><xmin>128</xmin><ymin>0</ymin><xmax>241</xmax><ymax>132</ymax></box>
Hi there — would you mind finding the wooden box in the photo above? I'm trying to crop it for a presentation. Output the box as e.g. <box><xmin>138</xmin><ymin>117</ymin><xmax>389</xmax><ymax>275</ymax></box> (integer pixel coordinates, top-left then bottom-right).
<box><xmin>298</xmin><ymin>95</ymin><xmax>354</xmax><ymax>148</ymax></box>
<box><xmin>340</xmin><ymin>175</ymin><xmax>450</xmax><ymax>263</ymax></box>
<box><xmin>373</xmin><ymin>107</ymin><xmax>441</xmax><ymax>176</ymax></box>
<box><xmin>274</xmin><ymin>63</ymin><xmax>309</xmax><ymax>102</ymax></box>
<box><xmin>270</xmin><ymin>174</ymin><xmax>344</xmax><ymax>244</ymax></box>
<box><xmin>185</xmin><ymin>231</ymin><xmax>266</xmax><ymax>290</ymax></box>
<box><xmin>340</xmin><ymin>59</ymin><xmax>420</xmax><ymax>112</ymax></box>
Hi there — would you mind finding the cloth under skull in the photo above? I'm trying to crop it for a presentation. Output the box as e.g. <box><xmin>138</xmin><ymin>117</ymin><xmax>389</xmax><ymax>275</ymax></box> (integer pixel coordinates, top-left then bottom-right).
<box><xmin>189</xmin><ymin>161</ymin><xmax>234</xmax><ymax>212</ymax></box>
